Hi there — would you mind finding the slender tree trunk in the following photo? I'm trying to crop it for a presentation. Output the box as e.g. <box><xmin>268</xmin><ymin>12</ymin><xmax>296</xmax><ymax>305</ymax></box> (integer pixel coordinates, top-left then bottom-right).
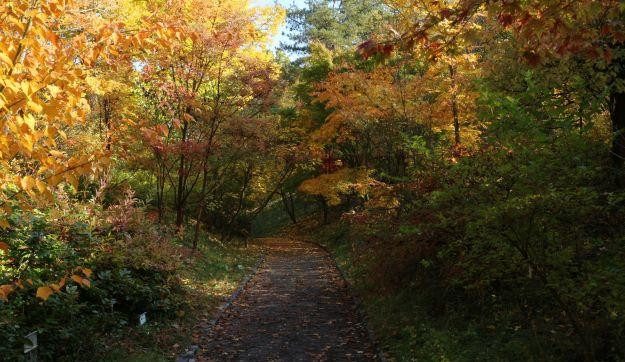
<box><xmin>101</xmin><ymin>97</ymin><xmax>112</xmax><ymax>151</ymax></box>
<box><xmin>449</xmin><ymin>64</ymin><xmax>461</xmax><ymax>145</ymax></box>
<box><xmin>175</xmin><ymin>120</ymin><xmax>189</xmax><ymax>228</ymax></box>
<box><xmin>280</xmin><ymin>189</ymin><xmax>297</xmax><ymax>224</ymax></box>
<box><xmin>318</xmin><ymin>196</ymin><xmax>329</xmax><ymax>224</ymax></box>
<box><xmin>192</xmin><ymin>205</ymin><xmax>203</xmax><ymax>251</ymax></box>
<box><xmin>249</xmin><ymin>163</ymin><xmax>294</xmax><ymax>220</ymax></box>
<box><xmin>288</xmin><ymin>192</ymin><xmax>297</xmax><ymax>224</ymax></box>
<box><xmin>157</xmin><ymin>165</ymin><xmax>165</xmax><ymax>224</ymax></box>
<box><xmin>610</xmin><ymin>90</ymin><xmax>625</xmax><ymax>186</ymax></box>
<box><xmin>221</xmin><ymin>165</ymin><xmax>253</xmax><ymax>242</ymax></box>
<box><xmin>193</xmin><ymin>149</ymin><xmax>212</xmax><ymax>251</ymax></box>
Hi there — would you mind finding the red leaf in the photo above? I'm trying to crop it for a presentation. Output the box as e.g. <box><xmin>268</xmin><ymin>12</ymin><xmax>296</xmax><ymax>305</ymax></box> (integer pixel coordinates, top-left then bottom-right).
<box><xmin>357</xmin><ymin>40</ymin><xmax>376</xmax><ymax>60</ymax></box>
<box><xmin>498</xmin><ymin>13</ymin><xmax>514</xmax><ymax>27</ymax></box>
<box><xmin>613</xmin><ymin>32</ymin><xmax>625</xmax><ymax>43</ymax></box>
<box><xmin>440</xmin><ymin>8</ymin><xmax>453</xmax><ymax>19</ymax></box>
<box><xmin>523</xmin><ymin>51</ymin><xmax>541</xmax><ymax>66</ymax></box>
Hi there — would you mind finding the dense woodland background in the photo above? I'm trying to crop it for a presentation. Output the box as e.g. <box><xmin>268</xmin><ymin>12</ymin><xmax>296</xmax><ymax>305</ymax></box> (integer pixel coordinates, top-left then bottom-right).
<box><xmin>1</xmin><ymin>0</ymin><xmax>625</xmax><ymax>360</ymax></box>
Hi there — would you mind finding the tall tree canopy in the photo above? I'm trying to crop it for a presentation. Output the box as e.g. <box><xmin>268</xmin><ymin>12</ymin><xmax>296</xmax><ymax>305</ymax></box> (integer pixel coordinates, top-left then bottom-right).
<box><xmin>282</xmin><ymin>0</ymin><xmax>389</xmax><ymax>53</ymax></box>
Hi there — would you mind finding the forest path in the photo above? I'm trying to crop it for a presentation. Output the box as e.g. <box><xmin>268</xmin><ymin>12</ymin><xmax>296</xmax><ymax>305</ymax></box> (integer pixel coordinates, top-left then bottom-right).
<box><xmin>197</xmin><ymin>238</ymin><xmax>377</xmax><ymax>361</ymax></box>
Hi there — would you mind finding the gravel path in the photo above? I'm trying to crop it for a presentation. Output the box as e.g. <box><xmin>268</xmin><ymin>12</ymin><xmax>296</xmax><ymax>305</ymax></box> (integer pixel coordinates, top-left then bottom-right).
<box><xmin>198</xmin><ymin>238</ymin><xmax>377</xmax><ymax>361</ymax></box>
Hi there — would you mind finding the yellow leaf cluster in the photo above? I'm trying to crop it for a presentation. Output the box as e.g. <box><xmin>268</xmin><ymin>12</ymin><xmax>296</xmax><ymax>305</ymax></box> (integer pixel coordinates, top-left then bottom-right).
<box><xmin>299</xmin><ymin>168</ymin><xmax>374</xmax><ymax>206</ymax></box>
<box><xmin>36</xmin><ymin>286</ymin><xmax>54</xmax><ymax>301</ymax></box>
<box><xmin>0</xmin><ymin>0</ymin><xmax>98</xmax><ymax>222</ymax></box>
<box><xmin>35</xmin><ymin>268</ymin><xmax>91</xmax><ymax>301</ymax></box>
<box><xmin>0</xmin><ymin>0</ymin><xmax>192</xmax><ymax>226</ymax></box>
<box><xmin>314</xmin><ymin>54</ymin><xmax>479</xmax><ymax>145</ymax></box>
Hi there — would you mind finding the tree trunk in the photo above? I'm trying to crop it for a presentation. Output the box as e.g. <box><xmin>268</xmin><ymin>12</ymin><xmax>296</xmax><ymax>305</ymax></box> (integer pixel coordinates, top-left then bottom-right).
<box><xmin>280</xmin><ymin>189</ymin><xmax>297</xmax><ymax>224</ymax></box>
<box><xmin>610</xmin><ymin>90</ymin><xmax>625</xmax><ymax>186</ymax></box>
<box><xmin>156</xmin><ymin>162</ymin><xmax>165</xmax><ymax>224</ymax></box>
<box><xmin>449</xmin><ymin>64</ymin><xmax>461</xmax><ymax>145</ymax></box>
<box><xmin>221</xmin><ymin>165</ymin><xmax>253</xmax><ymax>242</ymax></box>
<box><xmin>192</xmin><ymin>204</ymin><xmax>204</xmax><ymax>251</ymax></box>
<box><xmin>288</xmin><ymin>192</ymin><xmax>297</xmax><ymax>224</ymax></box>
<box><xmin>318</xmin><ymin>196</ymin><xmax>329</xmax><ymax>224</ymax></box>
<box><xmin>193</xmin><ymin>147</ymin><xmax>212</xmax><ymax>250</ymax></box>
<box><xmin>101</xmin><ymin>97</ymin><xmax>113</xmax><ymax>151</ymax></box>
<box><xmin>175</xmin><ymin>201</ymin><xmax>185</xmax><ymax>228</ymax></box>
<box><xmin>175</xmin><ymin>120</ymin><xmax>189</xmax><ymax>228</ymax></box>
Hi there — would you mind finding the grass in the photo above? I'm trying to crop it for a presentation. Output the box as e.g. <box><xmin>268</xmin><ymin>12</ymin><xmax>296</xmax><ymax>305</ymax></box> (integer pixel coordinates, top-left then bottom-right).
<box><xmin>95</xmin><ymin>236</ymin><xmax>261</xmax><ymax>361</ymax></box>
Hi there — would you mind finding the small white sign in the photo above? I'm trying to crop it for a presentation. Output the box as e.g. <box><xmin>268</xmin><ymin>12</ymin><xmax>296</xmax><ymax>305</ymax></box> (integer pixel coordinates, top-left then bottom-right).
<box><xmin>139</xmin><ymin>312</ymin><xmax>147</xmax><ymax>326</ymax></box>
<box><xmin>24</xmin><ymin>331</ymin><xmax>38</xmax><ymax>354</ymax></box>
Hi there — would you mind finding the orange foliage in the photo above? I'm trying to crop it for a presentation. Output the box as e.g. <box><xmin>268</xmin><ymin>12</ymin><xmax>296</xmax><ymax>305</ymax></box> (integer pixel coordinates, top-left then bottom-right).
<box><xmin>314</xmin><ymin>55</ymin><xmax>479</xmax><ymax>145</ymax></box>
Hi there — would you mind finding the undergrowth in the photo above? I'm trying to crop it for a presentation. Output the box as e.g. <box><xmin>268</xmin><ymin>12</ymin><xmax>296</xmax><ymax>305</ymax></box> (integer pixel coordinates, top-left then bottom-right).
<box><xmin>0</xmin><ymin>189</ymin><xmax>259</xmax><ymax>361</ymax></box>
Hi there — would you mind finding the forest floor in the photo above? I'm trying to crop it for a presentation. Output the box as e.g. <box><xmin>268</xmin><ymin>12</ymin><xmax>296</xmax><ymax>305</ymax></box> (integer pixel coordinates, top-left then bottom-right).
<box><xmin>197</xmin><ymin>238</ymin><xmax>377</xmax><ymax>361</ymax></box>
<box><xmin>100</xmin><ymin>241</ymin><xmax>261</xmax><ymax>362</ymax></box>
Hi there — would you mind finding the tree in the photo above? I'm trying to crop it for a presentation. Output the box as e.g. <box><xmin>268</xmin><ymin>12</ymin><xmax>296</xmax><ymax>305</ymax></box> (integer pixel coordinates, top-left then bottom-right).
<box><xmin>282</xmin><ymin>0</ymin><xmax>389</xmax><ymax>53</ymax></box>
<box><xmin>0</xmin><ymin>0</ymin><xmax>164</xmax><ymax>228</ymax></box>
<box><xmin>134</xmin><ymin>0</ymin><xmax>284</xmax><ymax>236</ymax></box>
<box><xmin>367</xmin><ymin>0</ymin><xmax>625</xmax><ymax>181</ymax></box>
<box><xmin>0</xmin><ymin>0</ymin><xmax>183</xmax><ymax>302</ymax></box>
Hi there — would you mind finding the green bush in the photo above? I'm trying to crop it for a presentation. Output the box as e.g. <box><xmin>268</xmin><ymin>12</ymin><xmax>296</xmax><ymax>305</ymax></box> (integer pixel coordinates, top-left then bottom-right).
<box><xmin>316</xmin><ymin>74</ymin><xmax>625</xmax><ymax>360</ymax></box>
<box><xmin>0</xmin><ymin>192</ymin><xmax>186</xmax><ymax>361</ymax></box>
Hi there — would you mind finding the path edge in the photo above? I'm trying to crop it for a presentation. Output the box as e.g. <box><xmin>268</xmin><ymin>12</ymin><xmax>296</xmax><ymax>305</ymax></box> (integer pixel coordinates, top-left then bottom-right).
<box><xmin>304</xmin><ymin>239</ymin><xmax>390</xmax><ymax>362</ymax></box>
<box><xmin>176</xmin><ymin>250</ymin><xmax>266</xmax><ymax>362</ymax></box>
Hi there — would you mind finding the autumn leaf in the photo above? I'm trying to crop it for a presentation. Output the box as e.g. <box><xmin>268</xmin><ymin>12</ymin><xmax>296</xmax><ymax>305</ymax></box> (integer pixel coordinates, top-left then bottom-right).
<box><xmin>27</xmin><ymin>101</ymin><xmax>43</xmax><ymax>114</ymax></box>
<box><xmin>71</xmin><ymin>274</ymin><xmax>84</xmax><ymax>285</ymax></box>
<box><xmin>49</xmin><ymin>150</ymin><xmax>65</xmax><ymax>158</ymax></box>
<box><xmin>35</xmin><ymin>179</ymin><xmax>47</xmax><ymax>193</ymax></box>
<box><xmin>0</xmin><ymin>52</ymin><xmax>13</xmax><ymax>67</ymax></box>
<box><xmin>523</xmin><ymin>51</ymin><xmax>541</xmax><ymax>66</ymax></box>
<box><xmin>66</xmin><ymin>175</ymin><xmax>79</xmax><ymax>190</ymax></box>
<box><xmin>0</xmin><ymin>285</ymin><xmax>13</xmax><ymax>301</ymax></box>
<box><xmin>36</xmin><ymin>286</ymin><xmax>54</xmax><ymax>301</ymax></box>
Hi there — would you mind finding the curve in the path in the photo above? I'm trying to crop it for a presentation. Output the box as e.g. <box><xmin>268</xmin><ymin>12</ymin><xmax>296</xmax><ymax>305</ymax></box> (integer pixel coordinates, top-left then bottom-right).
<box><xmin>198</xmin><ymin>238</ymin><xmax>378</xmax><ymax>362</ymax></box>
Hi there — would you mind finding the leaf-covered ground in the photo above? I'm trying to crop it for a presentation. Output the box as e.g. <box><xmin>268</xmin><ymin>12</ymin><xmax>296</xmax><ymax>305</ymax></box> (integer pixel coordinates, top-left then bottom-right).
<box><xmin>98</xmin><ymin>241</ymin><xmax>261</xmax><ymax>362</ymax></box>
<box><xmin>197</xmin><ymin>238</ymin><xmax>377</xmax><ymax>361</ymax></box>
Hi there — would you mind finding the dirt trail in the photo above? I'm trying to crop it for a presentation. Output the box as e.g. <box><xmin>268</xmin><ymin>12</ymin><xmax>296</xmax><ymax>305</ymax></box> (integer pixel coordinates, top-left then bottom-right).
<box><xmin>198</xmin><ymin>238</ymin><xmax>378</xmax><ymax>361</ymax></box>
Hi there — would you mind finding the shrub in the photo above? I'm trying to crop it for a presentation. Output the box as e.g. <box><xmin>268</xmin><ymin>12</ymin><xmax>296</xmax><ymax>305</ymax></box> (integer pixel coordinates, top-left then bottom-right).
<box><xmin>0</xmin><ymin>190</ymin><xmax>187</xmax><ymax>360</ymax></box>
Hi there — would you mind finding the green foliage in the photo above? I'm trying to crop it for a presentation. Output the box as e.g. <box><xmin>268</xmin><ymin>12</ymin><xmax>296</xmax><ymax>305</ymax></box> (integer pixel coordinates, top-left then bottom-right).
<box><xmin>0</xmin><ymin>192</ymin><xmax>186</xmax><ymax>360</ymax></box>
<box><xmin>296</xmin><ymin>65</ymin><xmax>625</xmax><ymax>360</ymax></box>
<box><xmin>282</xmin><ymin>0</ymin><xmax>389</xmax><ymax>53</ymax></box>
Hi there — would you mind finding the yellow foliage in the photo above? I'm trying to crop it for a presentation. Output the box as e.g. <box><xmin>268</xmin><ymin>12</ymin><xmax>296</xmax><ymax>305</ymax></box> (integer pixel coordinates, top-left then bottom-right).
<box><xmin>0</xmin><ymin>0</ymin><xmax>109</xmax><ymax>220</ymax></box>
<box><xmin>314</xmin><ymin>54</ymin><xmax>480</xmax><ymax>145</ymax></box>
<box><xmin>299</xmin><ymin>168</ymin><xmax>374</xmax><ymax>205</ymax></box>
<box><xmin>0</xmin><ymin>0</ymin><xmax>194</xmax><ymax>226</ymax></box>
